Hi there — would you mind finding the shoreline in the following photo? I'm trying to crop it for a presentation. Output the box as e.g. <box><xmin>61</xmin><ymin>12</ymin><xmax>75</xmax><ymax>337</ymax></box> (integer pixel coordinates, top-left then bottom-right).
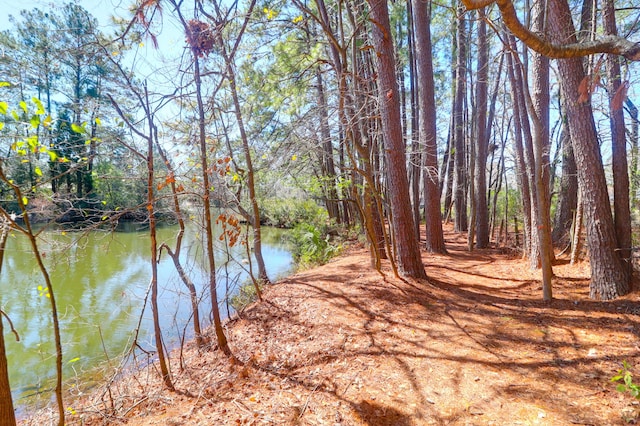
<box><xmin>18</xmin><ymin>231</ymin><xmax>640</xmax><ymax>425</ymax></box>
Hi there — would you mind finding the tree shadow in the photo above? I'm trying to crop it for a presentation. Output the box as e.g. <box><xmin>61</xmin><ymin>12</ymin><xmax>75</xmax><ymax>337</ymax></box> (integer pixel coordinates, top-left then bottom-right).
<box><xmin>217</xmin><ymin>232</ymin><xmax>640</xmax><ymax>425</ymax></box>
<box><xmin>353</xmin><ymin>399</ymin><xmax>413</xmax><ymax>426</ymax></box>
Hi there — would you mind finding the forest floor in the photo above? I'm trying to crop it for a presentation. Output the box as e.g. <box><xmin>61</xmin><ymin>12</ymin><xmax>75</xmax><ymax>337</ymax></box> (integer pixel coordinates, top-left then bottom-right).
<box><xmin>23</xmin><ymin>225</ymin><xmax>640</xmax><ymax>425</ymax></box>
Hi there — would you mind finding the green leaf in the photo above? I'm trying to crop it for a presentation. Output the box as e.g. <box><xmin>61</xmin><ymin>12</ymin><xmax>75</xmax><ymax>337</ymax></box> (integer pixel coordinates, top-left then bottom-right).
<box><xmin>34</xmin><ymin>167</ymin><xmax>42</xmax><ymax>177</ymax></box>
<box><xmin>27</xmin><ymin>135</ymin><xmax>38</xmax><ymax>152</ymax></box>
<box><xmin>11</xmin><ymin>110</ymin><xmax>19</xmax><ymax>121</ymax></box>
<box><xmin>19</xmin><ymin>100</ymin><xmax>27</xmax><ymax>114</ymax></box>
<box><xmin>30</xmin><ymin>115</ymin><xmax>40</xmax><ymax>128</ymax></box>
<box><xmin>617</xmin><ymin>384</ymin><xmax>628</xmax><ymax>393</ymax></box>
<box><xmin>625</xmin><ymin>374</ymin><xmax>634</xmax><ymax>386</ymax></box>
<box><xmin>32</xmin><ymin>97</ymin><xmax>45</xmax><ymax>115</ymax></box>
<box><xmin>48</xmin><ymin>151</ymin><xmax>58</xmax><ymax>162</ymax></box>
<box><xmin>71</xmin><ymin>123</ymin><xmax>84</xmax><ymax>134</ymax></box>
<box><xmin>0</xmin><ymin>102</ymin><xmax>7</xmax><ymax>115</ymax></box>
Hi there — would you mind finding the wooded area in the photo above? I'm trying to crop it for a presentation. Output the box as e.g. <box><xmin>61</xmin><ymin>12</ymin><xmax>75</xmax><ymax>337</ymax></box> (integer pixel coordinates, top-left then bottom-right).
<box><xmin>1</xmin><ymin>0</ymin><xmax>640</xmax><ymax>423</ymax></box>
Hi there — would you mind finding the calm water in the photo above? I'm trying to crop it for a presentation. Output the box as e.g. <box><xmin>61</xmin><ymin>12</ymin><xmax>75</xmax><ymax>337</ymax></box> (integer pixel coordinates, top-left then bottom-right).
<box><xmin>0</xmin><ymin>222</ymin><xmax>292</xmax><ymax>405</ymax></box>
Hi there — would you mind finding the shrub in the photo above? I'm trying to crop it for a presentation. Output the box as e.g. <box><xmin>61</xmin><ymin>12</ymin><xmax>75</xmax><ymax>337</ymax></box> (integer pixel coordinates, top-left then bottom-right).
<box><xmin>229</xmin><ymin>280</ymin><xmax>262</xmax><ymax>313</ymax></box>
<box><xmin>288</xmin><ymin>222</ymin><xmax>339</xmax><ymax>267</ymax></box>
<box><xmin>612</xmin><ymin>361</ymin><xmax>640</xmax><ymax>399</ymax></box>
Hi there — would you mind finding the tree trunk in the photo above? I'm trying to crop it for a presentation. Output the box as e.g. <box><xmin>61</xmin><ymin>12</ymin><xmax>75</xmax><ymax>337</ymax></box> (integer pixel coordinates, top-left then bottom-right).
<box><xmin>571</xmin><ymin>189</ymin><xmax>584</xmax><ymax>264</ymax></box>
<box><xmin>0</xmin><ymin>172</ymin><xmax>66</xmax><ymax>424</ymax></box>
<box><xmin>548</xmin><ymin>0</ymin><xmax>629</xmax><ymax>299</ymax></box>
<box><xmin>412</xmin><ymin>0</ymin><xmax>446</xmax><ymax>253</ymax></box>
<box><xmin>490</xmin><ymin>122</ymin><xmax>506</xmax><ymax>242</ymax></box>
<box><xmin>627</xmin><ymin>99</ymin><xmax>639</xmax><ymax>206</ymax></box>
<box><xmin>0</xmin><ymin>227</ymin><xmax>16</xmax><ymax>426</ymax></box>
<box><xmin>511</xmin><ymin>35</ymin><xmax>540</xmax><ymax>267</ymax></box>
<box><xmin>407</xmin><ymin>0</ymin><xmax>422</xmax><ymax>241</ymax></box>
<box><xmin>224</xmin><ymin>53</ymin><xmax>270</xmax><ymax>285</ymax></box>
<box><xmin>453</xmin><ymin>5</ymin><xmax>468</xmax><ymax>232</ymax></box>
<box><xmin>190</xmin><ymin>39</ymin><xmax>231</xmax><ymax>354</ymax></box>
<box><xmin>530</xmin><ymin>3</ymin><xmax>554</xmax><ymax>300</ymax></box>
<box><xmin>552</xmin><ymin>126</ymin><xmax>577</xmax><ymax>246</ymax></box>
<box><xmin>367</xmin><ymin>0</ymin><xmax>427</xmax><ymax>279</ymax></box>
<box><xmin>142</xmin><ymin>83</ymin><xmax>174</xmax><ymax>390</ymax></box>
<box><xmin>0</xmin><ymin>315</ymin><xmax>15</xmax><ymax>426</ymax></box>
<box><xmin>349</xmin><ymin>12</ymin><xmax>389</xmax><ymax>264</ymax></box>
<box><xmin>603</xmin><ymin>0</ymin><xmax>632</xmax><ymax>277</ymax></box>
<box><xmin>155</xmin><ymin>146</ymin><xmax>205</xmax><ymax>348</ymax></box>
<box><xmin>505</xmin><ymin>36</ymin><xmax>533</xmax><ymax>259</ymax></box>
<box><xmin>315</xmin><ymin>68</ymin><xmax>341</xmax><ymax>223</ymax></box>
<box><xmin>484</xmin><ymin>53</ymin><xmax>505</xmax><ymax>243</ymax></box>
<box><xmin>474</xmin><ymin>8</ymin><xmax>490</xmax><ymax>248</ymax></box>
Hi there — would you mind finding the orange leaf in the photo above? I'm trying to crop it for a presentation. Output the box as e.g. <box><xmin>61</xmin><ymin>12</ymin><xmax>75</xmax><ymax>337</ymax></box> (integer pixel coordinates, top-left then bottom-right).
<box><xmin>612</xmin><ymin>81</ymin><xmax>629</xmax><ymax>111</ymax></box>
<box><xmin>578</xmin><ymin>76</ymin><xmax>592</xmax><ymax>104</ymax></box>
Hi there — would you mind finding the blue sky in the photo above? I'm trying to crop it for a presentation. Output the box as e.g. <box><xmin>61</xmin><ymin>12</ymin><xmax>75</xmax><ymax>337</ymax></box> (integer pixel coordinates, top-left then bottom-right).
<box><xmin>0</xmin><ymin>0</ymin><xmax>191</xmax><ymax>87</ymax></box>
<box><xmin>0</xmin><ymin>0</ymin><xmax>130</xmax><ymax>32</ymax></box>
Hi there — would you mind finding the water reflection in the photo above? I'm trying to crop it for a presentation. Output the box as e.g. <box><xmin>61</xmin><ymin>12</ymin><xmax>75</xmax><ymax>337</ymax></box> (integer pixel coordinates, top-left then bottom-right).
<box><xmin>0</xmin><ymin>223</ymin><xmax>292</xmax><ymax>403</ymax></box>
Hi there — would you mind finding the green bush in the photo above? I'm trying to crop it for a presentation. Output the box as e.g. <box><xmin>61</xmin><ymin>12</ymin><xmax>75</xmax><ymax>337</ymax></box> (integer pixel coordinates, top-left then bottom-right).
<box><xmin>230</xmin><ymin>280</ymin><xmax>262</xmax><ymax>312</ymax></box>
<box><xmin>288</xmin><ymin>222</ymin><xmax>339</xmax><ymax>267</ymax></box>
<box><xmin>612</xmin><ymin>361</ymin><xmax>640</xmax><ymax>399</ymax></box>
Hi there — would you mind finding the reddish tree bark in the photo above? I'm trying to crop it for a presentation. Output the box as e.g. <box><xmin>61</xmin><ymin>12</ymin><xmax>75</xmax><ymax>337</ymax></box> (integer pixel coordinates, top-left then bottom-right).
<box><xmin>603</xmin><ymin>0</ymin><xmax>632</xmax><ymax>277</ymax></box>
<box><xmin>474</xmin><ymin>9</ymin><xmax>490</xmax><ymax>248</ymax></box>
<box><xmin>412</xmin><ymin>0</ymin><xmax>446</xmax><ymax>253</ymax></box>
<box><xmin>367</xmin><ymin>0</ymin><xmax>427</xmax><ymax>279</ymax></box>
<box><xmin>548</xmin><ymin>0</ymin><xmax>629</xmax><ymax>299</ymax></box>
<box><xmin>453</xmin><ymin>6</ymin><xmax>468</xmax><ymax>233</ymax></box>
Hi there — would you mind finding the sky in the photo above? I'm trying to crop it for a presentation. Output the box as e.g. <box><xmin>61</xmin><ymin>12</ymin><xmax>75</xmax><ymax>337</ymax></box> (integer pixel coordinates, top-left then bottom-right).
<box><xmin>0</xmin><ymin>0</ymin><xmax>130</xmax><ymax>33</ymax></box>
<box><xmin>0</xmin><ymin>0</ymin><xmax>193</xmax><ymax>88</ymax></box>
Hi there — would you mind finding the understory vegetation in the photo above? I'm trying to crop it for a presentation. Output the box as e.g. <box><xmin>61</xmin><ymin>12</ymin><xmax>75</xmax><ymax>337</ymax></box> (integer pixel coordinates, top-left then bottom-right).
<box><xmin>1</xmin><ymin>0</ymin><xmax>640</xmax><ymax>424</ymax></box>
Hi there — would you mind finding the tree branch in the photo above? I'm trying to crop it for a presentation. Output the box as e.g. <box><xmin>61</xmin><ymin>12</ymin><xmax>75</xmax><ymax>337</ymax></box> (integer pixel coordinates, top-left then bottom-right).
<box><xmin>0</xmin><ymin>311</ymin><xmax>19</xmax><ymax>342</ymax></box>
<box><xmin>461</xmin><ymin>0</ymin><xmax>640</xmax><ymax>60</ymax></box>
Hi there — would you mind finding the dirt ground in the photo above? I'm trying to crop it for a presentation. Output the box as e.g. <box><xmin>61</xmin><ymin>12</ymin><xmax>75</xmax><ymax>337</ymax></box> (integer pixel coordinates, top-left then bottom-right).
<box><xmin>23</xmin><ymin>226</ymin><xmax>640</xmax><ymax>425</ymax></box>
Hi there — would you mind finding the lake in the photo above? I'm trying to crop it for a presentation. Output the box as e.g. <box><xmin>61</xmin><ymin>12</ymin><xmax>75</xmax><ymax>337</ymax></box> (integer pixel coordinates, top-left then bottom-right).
<box><xmin>0</xmin><ymin>222</ymin><xmax>293</xmax><ymax>406</ymax></box>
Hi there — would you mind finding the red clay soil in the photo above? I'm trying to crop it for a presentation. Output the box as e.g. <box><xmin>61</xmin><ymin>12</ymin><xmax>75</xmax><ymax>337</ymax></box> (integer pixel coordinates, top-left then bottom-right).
<box><xmin>23</xmin><ymin>226</ymin><xmax>640</xmax><ymax>425</ymax></box>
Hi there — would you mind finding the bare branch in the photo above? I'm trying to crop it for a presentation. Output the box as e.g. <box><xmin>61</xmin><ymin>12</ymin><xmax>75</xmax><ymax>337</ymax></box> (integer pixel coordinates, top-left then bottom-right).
<box><xmin>0</xmin><ymin>311</ymin><xmax>19</xmax><ymax>342</ymax></box>
<box><xmin>461</xmin><ymin>0</ymin><xmax>640</xmax><ymax>60</ymax></box>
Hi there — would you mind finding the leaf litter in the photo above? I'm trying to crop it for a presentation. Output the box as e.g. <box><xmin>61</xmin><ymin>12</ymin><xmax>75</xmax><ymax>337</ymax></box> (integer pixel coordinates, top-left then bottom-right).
<box><xmin>22</xmin><ymin>225</ymin><xmax>640</xmax><ymax>425</ymax></box>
